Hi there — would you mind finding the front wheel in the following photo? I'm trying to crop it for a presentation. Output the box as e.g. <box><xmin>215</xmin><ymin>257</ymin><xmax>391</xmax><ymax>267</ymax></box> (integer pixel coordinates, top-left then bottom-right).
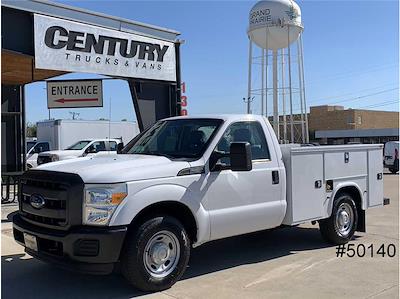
<box><xmin>319</xmin><ymin>193</ymin><xmax>358</xmax><ymax>244</ymax></box>
<box><xmin>121</xmin><ymin>216</ymin><xmax>191</xmax><ymax>292</ymax></box>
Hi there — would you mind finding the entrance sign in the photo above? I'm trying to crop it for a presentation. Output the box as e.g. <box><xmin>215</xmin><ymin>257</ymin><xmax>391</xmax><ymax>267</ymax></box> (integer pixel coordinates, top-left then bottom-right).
<box><xmin>47</xmin><ymin>80</ymin><xmax>103</xmax><ymax>108</ymax></box>
<box><xmin>34</xmin><ymin>14</ymin><xmax>177</xmax><ymax>82</ymax></box>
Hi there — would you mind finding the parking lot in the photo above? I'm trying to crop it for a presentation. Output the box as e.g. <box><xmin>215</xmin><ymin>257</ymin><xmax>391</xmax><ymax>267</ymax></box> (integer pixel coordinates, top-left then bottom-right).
<box><xmin>1</xmin><ymin>172</ymin><xmax>398</xmax><ymax>299</ymax></box>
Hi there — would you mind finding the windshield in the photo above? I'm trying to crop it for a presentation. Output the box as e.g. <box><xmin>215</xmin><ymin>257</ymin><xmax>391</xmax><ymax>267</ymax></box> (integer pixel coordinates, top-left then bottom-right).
<box><xmin>126</xmin><ymin>118</ymin><xmax>223</xmax><ymax>159</ymax></box>
<box><xmin>66</xmin><ymin>140</ymin><xmax>91</xmax><ymax>150</ymax></box>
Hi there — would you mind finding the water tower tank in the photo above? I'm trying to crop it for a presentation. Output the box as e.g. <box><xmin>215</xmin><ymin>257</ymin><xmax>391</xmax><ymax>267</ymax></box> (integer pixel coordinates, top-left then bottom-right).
<box><xmin>248</xmin><ymin>0</ymin><xmax>303</xmax><ymax>50</ymax></box>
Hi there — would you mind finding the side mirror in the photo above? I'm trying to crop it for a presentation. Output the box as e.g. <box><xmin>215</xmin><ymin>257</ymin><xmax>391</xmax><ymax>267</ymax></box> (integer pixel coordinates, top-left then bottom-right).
<box><xmin>86</xmin><ymin>146</ymin><xmax>97</xmax><ymax>154</ymax></box>
<box><xmin>230</xmin><ymin>142</ymin><xmax>252</xmax><ymax>171</ymax></box>
<box><xmin>117</xmin><ymin>143</ymin><xmax>124</xmax><ymax>154</ymax></box>
<box><xmin>34</xmin><ymin>146</ymin><xmax>43</xmax><ymax>153</ymax></box>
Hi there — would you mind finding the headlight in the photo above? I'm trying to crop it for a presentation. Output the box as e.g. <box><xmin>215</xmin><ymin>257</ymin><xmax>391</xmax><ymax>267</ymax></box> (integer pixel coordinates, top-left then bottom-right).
<box><xmin>83</xmin><ymin>184</ymin><xmax>128</xmax><ymax>226</ymax></box>
<box><xmin>50</xmin><ymin>154</ymin><xmax>59</xmax><ymax>162</ymax></box>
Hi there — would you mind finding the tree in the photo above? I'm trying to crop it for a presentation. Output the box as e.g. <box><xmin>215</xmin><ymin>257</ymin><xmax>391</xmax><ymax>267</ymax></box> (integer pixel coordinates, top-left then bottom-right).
<box><xmin>26</xmin><ymin>122</ymin><xmax>37</xmax><ymax>137</ymax></box>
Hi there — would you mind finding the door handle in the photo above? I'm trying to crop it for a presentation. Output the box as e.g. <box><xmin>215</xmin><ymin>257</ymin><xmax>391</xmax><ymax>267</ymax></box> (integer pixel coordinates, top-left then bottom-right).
<box><xmin>272</xmin><ymin>170</ymin><xmax>279</xmax><ymax>185</ymax></box>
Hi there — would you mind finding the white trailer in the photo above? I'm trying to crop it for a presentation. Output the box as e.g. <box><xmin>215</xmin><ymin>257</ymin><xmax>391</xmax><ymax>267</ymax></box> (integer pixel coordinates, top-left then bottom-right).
<box><xmin>36</xmin><ymin>119</ymin><xmax>139</xmax><ymax>150</ymax></box>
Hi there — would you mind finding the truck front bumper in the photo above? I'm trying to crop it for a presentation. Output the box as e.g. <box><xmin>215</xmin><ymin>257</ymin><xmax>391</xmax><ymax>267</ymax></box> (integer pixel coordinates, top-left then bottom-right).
<box><xmin>13</xmin><ymin>214</ymin><xmax>127</xmax><ymax>275</ymax></box>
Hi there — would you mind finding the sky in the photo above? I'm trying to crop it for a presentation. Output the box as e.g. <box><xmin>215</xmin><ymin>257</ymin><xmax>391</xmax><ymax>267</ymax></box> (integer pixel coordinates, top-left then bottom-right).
<box><xmin>25</xmin><ymin>0</ymin><xmax>399</xmax><ymax>124</ymax></box>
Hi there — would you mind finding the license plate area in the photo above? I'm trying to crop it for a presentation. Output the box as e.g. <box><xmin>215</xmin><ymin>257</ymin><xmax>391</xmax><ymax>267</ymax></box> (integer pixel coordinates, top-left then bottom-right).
<box><xmin>23</xmin><ymin>233</ymin><xmax>38</xmax><ymax>252</ymax></box>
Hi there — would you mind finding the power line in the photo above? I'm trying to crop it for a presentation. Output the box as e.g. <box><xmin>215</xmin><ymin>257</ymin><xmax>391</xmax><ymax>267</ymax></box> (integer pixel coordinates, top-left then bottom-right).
<box><xmin>306</xmin><ymin>83</ymin><xmax>397</xmax><ymax>104</ymax></box>
<box><xmin>358</xmin><ymin>99</ymin><xmax>399</xmax><ymax>109</ymax></box>
<box><xmin>290</xmin><ymin>87</ymin><xmax>398</xmax><ymax>113</ymax></box>
<box><xmin>306</xmin><ymin>64</ymin><xmax>398</xmax><ymax>85</ymax></box>
<box><xmin>328</xmin><ymin>88</ymin><xmax>398</xmax><ymax>105</ymax></box>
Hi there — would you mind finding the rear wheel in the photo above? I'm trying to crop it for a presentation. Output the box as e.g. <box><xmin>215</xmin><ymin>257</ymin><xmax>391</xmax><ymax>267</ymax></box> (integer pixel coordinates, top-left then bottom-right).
<box><xmin>121</xmin><ymin>216</ymin><xmax>191</xmax><ymax>292</ymax></box>
<box><xmin>319</xmin><ymin>193</ymin><xmax>358</xmax><ymax>244</ymax></box>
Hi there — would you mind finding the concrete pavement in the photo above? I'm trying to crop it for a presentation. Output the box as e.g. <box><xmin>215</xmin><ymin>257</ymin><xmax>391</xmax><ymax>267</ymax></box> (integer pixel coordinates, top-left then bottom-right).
<box><xmin>2</xmin><ymin>173</ymin><xmax>398</xmax><ymax>299</ymax></box>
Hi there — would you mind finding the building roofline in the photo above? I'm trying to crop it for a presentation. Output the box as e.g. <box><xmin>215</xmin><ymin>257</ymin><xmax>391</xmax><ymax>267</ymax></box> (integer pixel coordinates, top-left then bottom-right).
<box><xmin>315</xmin><ymin>128</ymin><xmax>399</xmax><ymax>139</ymax></box>
<box><xmin>2</xmin><ymin>0</ymin><xmax>180</xmax><ymax>42</ymax></box>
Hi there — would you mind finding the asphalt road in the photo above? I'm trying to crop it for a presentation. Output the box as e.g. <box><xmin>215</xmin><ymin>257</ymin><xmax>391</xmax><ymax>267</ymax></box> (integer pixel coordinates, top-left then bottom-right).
<box><xmin>2</xmin><ymin>172</ymin><xmax>398</xmax><ymax>299</ymax></box>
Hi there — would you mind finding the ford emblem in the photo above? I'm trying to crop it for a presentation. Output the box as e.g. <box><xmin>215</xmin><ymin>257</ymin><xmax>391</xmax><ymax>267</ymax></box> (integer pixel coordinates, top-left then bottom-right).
<box><xmin>30</xmin><ymin>194</ymin><xmax>46</xmax><ymax>209</ymax></box>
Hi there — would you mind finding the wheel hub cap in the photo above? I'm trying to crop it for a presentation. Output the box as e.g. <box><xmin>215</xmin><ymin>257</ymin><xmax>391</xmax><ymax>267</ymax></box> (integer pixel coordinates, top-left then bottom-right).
<box><xmin>335</xmin><ymin>202</ymin><xmax>354</xmax><ymax>237</ymax></box>
<box><xmin>143</xmin><ymin>230</ymin><xmax>180</xmax><ymax>278</ymax></box>
<box><xmin>150</xmin><ymin>243</ymin><xmax>169</xmax><ymax>264</ymax></box>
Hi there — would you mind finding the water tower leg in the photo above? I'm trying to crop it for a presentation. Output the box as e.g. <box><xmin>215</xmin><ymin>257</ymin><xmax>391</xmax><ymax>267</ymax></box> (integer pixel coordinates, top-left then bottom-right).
<box><xmin>299</xmin><ymin>34</ymin><xmax>310</xmax><ymax>143</ymax></box>
<box><xmin>261</xmin><ymin>48</ymin><xmax>265</xmax><ymax>116</ymax></box>
<box><xmin>265</xmin><ymin>28</ymin><xmax>269</xmax><ymax>117</ymax></box>
<box><xmin>272</xmin><ymin>50</ymin><xmax>279</xmax><ymax>140</ymax></box>
<box><xmin>297</xmin><ymin>39</ymin><xmax>305</xmax><ymax>143</ymax></box>
<box><xmin>247</xmin><ymin>39</ymin><xmax>253</xmax><ymax>114</ymax></box>
<box><xmin>281</xmin><ymin>48</ymin><xmax>287</xmax><ymax>143</ymax></box>
<box><xmin>287</xmin><ymin>26</ymin><xmax>294</xmax><ymax>143</ymax></box>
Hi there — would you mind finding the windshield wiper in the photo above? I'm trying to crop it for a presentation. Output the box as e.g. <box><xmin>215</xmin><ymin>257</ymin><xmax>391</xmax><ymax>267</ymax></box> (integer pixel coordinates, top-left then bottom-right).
<box><xmin>134</xmin><ymin>152</ymin><xmax>176</xmax><ymax>159</ymax></box>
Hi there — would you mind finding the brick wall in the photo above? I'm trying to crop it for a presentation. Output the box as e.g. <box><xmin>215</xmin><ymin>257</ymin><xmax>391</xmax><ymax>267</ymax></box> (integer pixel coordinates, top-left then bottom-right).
<box><xmin>354</xmin><ymin>110</ymin><xmax>399</xmax><ymax>129</ymax></box>
<box><xmin>308</xmin><ymin>105</ymin><xmax>399</xmax><ymax>132</ymax></box>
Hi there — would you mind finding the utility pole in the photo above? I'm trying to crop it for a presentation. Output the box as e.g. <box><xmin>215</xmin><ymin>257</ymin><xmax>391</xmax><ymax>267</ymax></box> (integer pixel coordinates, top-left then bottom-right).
<box><xmin>69</xmin><ymin>111</ymin><xmax>80</xmax><ymax>120</ymax></box>
<box><xmin>43</xmin><ymin>86</ymin><xmax>50</xmax><ymax>120</ymax></box>
<box><xmin>243</xmin><ymin>97</ymin><xmax>255</xmax><ymax>114</ymax></box>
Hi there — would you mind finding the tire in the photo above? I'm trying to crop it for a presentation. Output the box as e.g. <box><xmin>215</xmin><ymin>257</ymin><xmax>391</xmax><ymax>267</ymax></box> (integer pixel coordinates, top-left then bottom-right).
<box><xmin>121</xmin><ymin>216</ymin><xmax>191</xmax><ymax>292</ymax></box>
<box><xmin>319</xmin><ymin>193</ymin><xmax>358</xmax><ymax>245</ymax></box>
<box><xmin>390</xmin><ymin>159</ymin><xmax>399</xmax><ymax>174</ymax></box>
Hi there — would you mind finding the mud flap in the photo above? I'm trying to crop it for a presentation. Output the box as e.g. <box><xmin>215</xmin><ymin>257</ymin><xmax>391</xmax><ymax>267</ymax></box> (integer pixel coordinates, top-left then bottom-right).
<box><xmin>357</xmin><ymin>209</ymin><xmax>366</xmax><ymax>232</ymax></box>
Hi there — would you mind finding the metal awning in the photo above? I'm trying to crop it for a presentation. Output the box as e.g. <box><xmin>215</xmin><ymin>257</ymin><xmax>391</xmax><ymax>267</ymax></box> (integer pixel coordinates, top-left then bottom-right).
<box><xmin>315</xmin><ymin>128</ymin><xmax>399</xmax><ymax>139</ymax></box>
<box><xmin>2</xmin><ymin>0</ymin><xmax>180</xmax><ymax>42</ymax></box>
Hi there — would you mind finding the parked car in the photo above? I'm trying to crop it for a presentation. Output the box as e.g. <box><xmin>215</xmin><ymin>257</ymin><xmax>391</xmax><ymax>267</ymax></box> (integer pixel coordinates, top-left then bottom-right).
<box><xmin>26</xmin><ymin>141</ymin><xmax>51</xmax><ymax>168</ymax></box>
<box><xmin>14</xmin><ymin>115</ymin><xmax>388</xmax><ymax>292</ymax></box>
<box><xmin>37</xmin><ymin>119</ymin><xmax>139</xmax><ymax>150</ymax></box>
<box><xmin>384</xmin><ymin>141</ymin><xmax>399</xmax><ymax>174</ymax></box>
<box><xmin>36</xmin><ymin>138</ymin><xmax>123</xmax><ymax>166</ymax></box>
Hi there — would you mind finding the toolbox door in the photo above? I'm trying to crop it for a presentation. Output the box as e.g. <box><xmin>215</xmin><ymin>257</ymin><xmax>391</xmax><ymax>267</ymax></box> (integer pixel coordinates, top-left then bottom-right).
<box><xmin>367</xmin><ymin>149</ymin><xmax>384</xmax><ymax>207</ymax></box>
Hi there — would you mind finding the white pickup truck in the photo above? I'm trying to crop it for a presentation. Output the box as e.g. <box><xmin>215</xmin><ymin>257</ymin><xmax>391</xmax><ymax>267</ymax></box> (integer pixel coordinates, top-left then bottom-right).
<box><xmin>13</xmin><ymin>115</ymin><xmax>389</xmax><ymax>291</ymax></box>
<box><xmin>36</xmin><ymin>138</ymin><xmax>123</xmax><ymax>167</ymax></box>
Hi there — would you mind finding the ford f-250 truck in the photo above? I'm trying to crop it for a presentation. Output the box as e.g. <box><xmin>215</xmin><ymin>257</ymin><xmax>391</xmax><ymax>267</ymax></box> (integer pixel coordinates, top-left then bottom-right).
<box><xmin>13</xmin><ymin>115</ymin><xmax>389</xmax><ymax>291</ymax></box>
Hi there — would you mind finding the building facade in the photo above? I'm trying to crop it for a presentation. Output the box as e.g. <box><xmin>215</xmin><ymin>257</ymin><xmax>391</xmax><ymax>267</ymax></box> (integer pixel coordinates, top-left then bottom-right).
<box><xmin>309</xmin><ymin>105</ymin><xmax>399</xmax><ymax>144</ymax></box>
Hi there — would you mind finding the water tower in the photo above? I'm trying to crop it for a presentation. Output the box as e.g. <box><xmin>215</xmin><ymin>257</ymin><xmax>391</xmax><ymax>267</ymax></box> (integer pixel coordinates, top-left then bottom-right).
<box><xmin>247</xmin><ymin>0</ymin><xmax>309</xmax><ymax>143</ymax></box>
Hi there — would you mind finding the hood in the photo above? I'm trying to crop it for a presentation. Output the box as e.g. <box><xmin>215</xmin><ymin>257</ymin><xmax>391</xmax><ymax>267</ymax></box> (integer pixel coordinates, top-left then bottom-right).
<box><xmin>36</xmin><ymin>154</ymin><xmax>190</xmax><ymax>183</ymax></box>
<box><xmin>39</xmin><ymin>150</ymin><xmax>82</xmax><ymax>159</ymax></box>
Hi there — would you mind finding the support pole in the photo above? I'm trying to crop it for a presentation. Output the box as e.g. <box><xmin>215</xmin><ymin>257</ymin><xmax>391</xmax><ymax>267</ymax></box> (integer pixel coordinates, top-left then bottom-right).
<box><xmin>272</xmin><ymin>49</ymin><xmax>279</xmax><ymax>139</ymax></box>
<box><xmin>265</xmin><ymin>28</ymin><xmax>269</xmax><ymax>117</ymax></box>
<box><xmin>281</xmin><ymin>48</ymin><xmax>287</xmax><ymax>143</ymax></box>
<box><xmin>261</xmin><ymin>48</ymin><xmax>265</xmax><ymax>116</ymax></box>
<box><xmin>247</xmin><ymin>39</ymin><xmax>253</xmax><ymax>114</ymax></box>
<box><xmin>287</xmin><ymin>25</ymin><xmax>294</xmax><ymax>143</ymax></box>
<box><xmin>297</xmin><ymin>39</ymin><xmax>305</xmax><ymax>143</ymax></box>
<box><xmin>299</xmin><ymin>34</ymin><xmax>309</xmax><ymax>143</ymax></box>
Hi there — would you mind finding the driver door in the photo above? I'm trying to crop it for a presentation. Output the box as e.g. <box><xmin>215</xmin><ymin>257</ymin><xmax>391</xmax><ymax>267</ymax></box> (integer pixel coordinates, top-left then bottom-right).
<box><xmin>203</xmin><ymin>121</ymin><xmax>284</xmax><ymax>240</ymax></box>
<box><xmin>85</xmin><ymin>141</ymin><xmax>107</xmax><ymax>157</ymax></box>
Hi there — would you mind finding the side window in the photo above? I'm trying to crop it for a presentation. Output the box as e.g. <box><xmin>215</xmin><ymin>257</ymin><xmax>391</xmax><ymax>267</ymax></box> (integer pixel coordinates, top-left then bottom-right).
<box><xmin>89</xmin><ymin>141</ymin><xmax>106</xmax><ymax>152</ymax></box>
<box><xmin>36</xmin><ymin>142</ymin><xmax>49</xmax><ymax>153</ymax></box>
<box><xmin>214</xmin><ymin>121</ymin><xmax>270</xmax><ymax>166</ymax></box>
<box><xmin>109</xmin><ymin>141</ymin><xmax>118</xmax><ymax>151</ymax></box>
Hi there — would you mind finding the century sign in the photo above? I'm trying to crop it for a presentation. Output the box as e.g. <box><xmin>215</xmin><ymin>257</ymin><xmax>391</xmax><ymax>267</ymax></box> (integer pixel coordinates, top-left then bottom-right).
<box><xmin>47</xmin><ymin>80</ymin><xmax>103</xmax><ymax>109</ymax></box>
<box><xmin>34</xmin><ymin>14</ymin><xmax>177</xmax><ymax>82</ymax></box>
